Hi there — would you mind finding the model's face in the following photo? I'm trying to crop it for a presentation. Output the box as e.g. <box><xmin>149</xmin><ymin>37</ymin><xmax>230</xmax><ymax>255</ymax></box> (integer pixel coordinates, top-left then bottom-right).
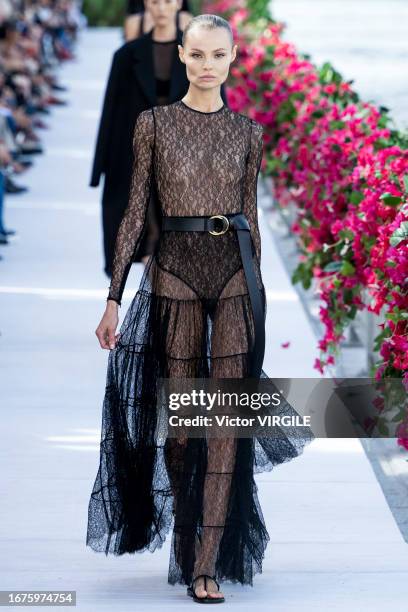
<box><xmin>178</xmin><ymin>26</ymin><xmax>237</xmax><ymax>90</ymax></box>
<box><xmin>145</xmin><ymin>0</ymin><xmax>182</xmax><ymax>27</ymax></box>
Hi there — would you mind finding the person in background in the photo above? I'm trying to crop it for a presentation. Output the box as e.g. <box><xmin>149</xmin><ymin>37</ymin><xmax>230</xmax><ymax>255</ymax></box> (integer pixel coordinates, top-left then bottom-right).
<box><xmin>0</xmin><ymin>145</ymin><xmax>16</xmax><ymax>245</ymax></box>
<box><xmin>123</xmin><ymin>0</ymin><xmax>193</xmax><ymax>265</ymax></box>
<box><xmin>90</xmin><ymin>0</ymin><xmax>197</xmax><ymax>276</ymax></box>
<box><xmin>91</xmin><ymin>0</ymin><xmax>228</xmax><ymax>276</ymax></box>
<box><xmin>124</xmin><ymin>0</ymin><xmax>192</xmax><ymax>42</ymax></box>
<box><xmin>0</xmin><ymin>0</ymin><xmax>82</xmax><ymax>259</ymax></box>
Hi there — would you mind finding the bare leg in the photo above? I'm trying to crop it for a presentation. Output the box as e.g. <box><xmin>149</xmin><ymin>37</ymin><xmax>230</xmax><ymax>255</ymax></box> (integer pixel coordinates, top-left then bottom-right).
<box><xmin>192</xmin><ymin>272</ymin><xmax>251</xmax><ymax>599</ymax></box>
<box><xmin>192</xmin><ymin>437</ymin><xmax>237</xmax><ymax>599</ymax></box>
<box><xmin>156</xmin><ymin>271</ymin><xmax>206</xmax><ymax>581</ymax></box>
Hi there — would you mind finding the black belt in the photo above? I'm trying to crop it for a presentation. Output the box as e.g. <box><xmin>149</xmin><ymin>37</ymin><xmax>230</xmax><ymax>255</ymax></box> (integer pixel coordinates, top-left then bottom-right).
<box><xmin>161</xmin><ymin>213</ymin><xmax>265</xmax><ymax>378</ymax></box>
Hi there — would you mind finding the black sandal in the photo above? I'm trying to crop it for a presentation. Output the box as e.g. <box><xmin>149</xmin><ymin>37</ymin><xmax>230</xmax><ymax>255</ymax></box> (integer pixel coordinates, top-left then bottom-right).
<box><xmin>187</xmin><ymin>574</ymin><xmax>225</xmax><ymax>604</ymax></box>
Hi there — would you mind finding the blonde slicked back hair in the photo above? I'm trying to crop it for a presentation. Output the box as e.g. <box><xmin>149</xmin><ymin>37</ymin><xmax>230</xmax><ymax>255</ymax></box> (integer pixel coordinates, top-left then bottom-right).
<box><xmin>181</xmin><ymin>14</ymin><xmax>234</xmax><ymax>48</ymax></box>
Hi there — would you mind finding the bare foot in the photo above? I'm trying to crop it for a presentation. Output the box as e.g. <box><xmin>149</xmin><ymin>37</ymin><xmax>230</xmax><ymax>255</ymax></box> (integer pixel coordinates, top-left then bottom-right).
<box><xmin>205</xmin><ymin>577</ymin><xmax>224</xmax><ymax>599</ymax></box>
<box><xmin>193</xmin><ymin>576</ymin><xmax>224</xmax><ymax>600</ymax></box>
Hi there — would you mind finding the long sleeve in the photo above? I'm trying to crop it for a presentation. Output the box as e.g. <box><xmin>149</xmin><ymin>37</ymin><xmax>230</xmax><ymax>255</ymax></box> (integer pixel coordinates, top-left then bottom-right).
<box><xmin>107</xmin><ymin>108</ymin><xmax>155</xmax><ymax>305</ymax></box>
<box><xmin>90</xmin><ymin>49</ymin><xmax>123</xmax><ymax>187</ymax></box>
<box><xmin>243</xmin><ymin>119</ymin><xmax>264</xmax><ymax>266</ymax></box>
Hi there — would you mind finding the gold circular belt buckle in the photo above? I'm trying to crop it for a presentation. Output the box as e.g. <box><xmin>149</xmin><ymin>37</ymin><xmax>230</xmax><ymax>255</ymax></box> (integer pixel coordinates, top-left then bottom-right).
<box><xmin>209</xmin><ymin>215</ymin><xmax>230</xmax><ymax>236</ymax></box>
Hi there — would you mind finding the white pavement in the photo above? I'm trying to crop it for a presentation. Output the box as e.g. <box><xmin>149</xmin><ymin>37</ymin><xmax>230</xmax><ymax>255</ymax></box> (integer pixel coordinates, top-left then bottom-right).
<box><xmin>273</xmin><ymin>0</ymin><xmax>408</xmax><ymax>130</ymax></box>
<box><xmin>1</xmin><ymin>28</ymin><xmax>408</xmax><ymax>611</ymax></box>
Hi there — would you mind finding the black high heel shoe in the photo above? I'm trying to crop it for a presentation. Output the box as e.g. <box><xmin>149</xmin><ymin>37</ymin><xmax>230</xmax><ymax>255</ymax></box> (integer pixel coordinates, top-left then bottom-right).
<box><xmin>187</xmin><ymin>574</ymin><xmax>225</xmax><ymax>604</ymax></box>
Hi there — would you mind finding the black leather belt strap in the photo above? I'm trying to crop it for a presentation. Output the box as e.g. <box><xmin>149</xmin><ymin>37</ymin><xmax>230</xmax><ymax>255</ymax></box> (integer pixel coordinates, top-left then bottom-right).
<box><xmin>161</xmin><ymin>213</ymin><xmax>265</xmax><ymax>378</ymax></box>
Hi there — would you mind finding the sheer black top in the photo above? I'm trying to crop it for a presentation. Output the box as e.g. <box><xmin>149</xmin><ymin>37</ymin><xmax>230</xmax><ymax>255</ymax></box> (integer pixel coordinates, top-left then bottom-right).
<box><xmin>107</xmin><ymin>100</ymin><xmax>264</xmax><ymax>305</ymax></box>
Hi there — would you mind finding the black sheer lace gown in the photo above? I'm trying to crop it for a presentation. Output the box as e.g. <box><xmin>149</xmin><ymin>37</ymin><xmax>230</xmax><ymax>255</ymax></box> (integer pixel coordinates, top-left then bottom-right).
<box><xmin>86</xmin><ymin>100</ymin><xmax>314</xmax><ymax>587</ymax></box>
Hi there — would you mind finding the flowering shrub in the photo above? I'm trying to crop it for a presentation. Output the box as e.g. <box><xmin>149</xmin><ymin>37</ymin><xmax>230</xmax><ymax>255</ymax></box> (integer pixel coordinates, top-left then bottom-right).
<box><xmin>202</xmin><ymin>1</ymin><xmax>408</xmax><ymax>391</ymax></box>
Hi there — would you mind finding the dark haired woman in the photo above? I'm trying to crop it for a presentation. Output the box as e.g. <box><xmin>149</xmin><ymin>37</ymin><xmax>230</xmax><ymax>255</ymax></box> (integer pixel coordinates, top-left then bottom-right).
<box><xmin>124</xmin><ymin>0</ymin><xmax>192</xmax><ymax>42</ymax></box>
<box><xmin>88</xmin><ymin>14</ymin><xmax>314</xmax><ymax>604</ymax></box>
<box><xmin>90</xmin><ymin>0</ymin><xmax>193</xmax><ymax>276</ymax></box>
<box><xmin>91</xmin><ymin>0</ymin><xmax>227</xmax><ymax>276</ymax></box>
<box><xmin>121</xmin><ymin>0</ymin><xmax>193</xmax><ymax>266</ymax></box>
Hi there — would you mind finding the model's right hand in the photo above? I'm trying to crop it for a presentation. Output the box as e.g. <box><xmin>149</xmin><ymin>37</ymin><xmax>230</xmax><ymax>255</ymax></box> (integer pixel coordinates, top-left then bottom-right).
<box><xmin>95</xmin><ymin>301</ymin><xmax>120</xmax><ymax>350</ymax></box>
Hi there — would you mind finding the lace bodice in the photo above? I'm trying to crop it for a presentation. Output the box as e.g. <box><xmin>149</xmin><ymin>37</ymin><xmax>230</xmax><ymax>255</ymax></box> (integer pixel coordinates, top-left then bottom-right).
<box><xmin>107</xmin><ymin>100</ymin><xmax>264</xmax><ymax>305</ymax></box>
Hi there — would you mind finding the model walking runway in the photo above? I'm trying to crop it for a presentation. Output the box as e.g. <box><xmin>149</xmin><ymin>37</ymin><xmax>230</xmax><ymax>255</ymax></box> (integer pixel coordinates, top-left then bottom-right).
<box><xmin>87</xmin><ymin>14</ymin><xmax>314</xmax><ymax>603</ymax></box>
<box><xmin>87</xmin><ymin>98</ymin><xmax>313</xmax><ymax>586</ymax></box>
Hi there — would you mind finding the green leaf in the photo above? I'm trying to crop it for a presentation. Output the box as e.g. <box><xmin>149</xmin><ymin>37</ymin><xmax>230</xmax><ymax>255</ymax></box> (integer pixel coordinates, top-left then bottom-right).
<box><xmin>390</xmin><ymin>221</ymin><xmax>408</xmax><ymax>247</ymax></box>
<box><xmin>323</xmin><ymin>261</ymin><xmax>343</xmax><ymax>272</ymax></box>
<box><xmin>361</xmin><ymin>235</ymin><xmax>377</xmax><ymax>251</ymax></box>
<box><xmin>350</xmin><ymin>191</ymin><xmax>364</xmax><ymax>206</ymax></box>
<box><xmin>343</xmin><ymin>288</ymin><xmax>353</xmax><ymax>302</ymax></box>
<box><xmin>392</xmin><ymin>412</ymin><xmax>404</xmax><ymax>422</ymax></box>
<box><xmin>311</xmin><ymin>109</ymin><xmax>325</xmax><ymax>119</ymax></box>
<box><xmin>403</xmin><ymin>174</ymin><xmax>408</xmax><ymax>193</ymax></box>
<box><xmin>391</xmin><ymin>175</ymin><xmax>403</xmax><ymax>189</ymax></box>
<box><xmin>377</xmin><ymin>115</ymin><xmax>389</xmax><ymax>129</ymax></box>
<box><xmin>319</xmin><ymin>61</ymin><xmax>343</xmax><ymax>85</ymax></box>
<box><xmin>339</xmin><ymin>228</ymin><xmax>354</xmax><ymax>241</ymax></box>
<box><xmin>292</xmin><ymin>262</ymin><xmax>312</xmax><ymax>290</ymax></box>
<box><xmin>265</xmin><ymin>157</ymin><xmax>284</xmax><ymax>174</ymax></box>
<box><xmin>329</xmin><ymin>120</ymin><xmax>346</xmax><ymax>130</ymax></box>
<box><xmin>374</xmin><ymin>137</ymin><xmax>392</xmax><ymax>150</ymax></box>
<box><xmin>377</xmin><ymin>421</ymin><xmax>389</xmax><ymax>436</ymax></box>
<box><xmin>379</xmin><ymin>192</ymin><xmax>402</xmax><ymax>206</ymax></box>
<box><xmin>373</xmin><ymin>327</ymin><xmax>391</xmax><ymax>351</ymax></box>
<box><xmin>276</xmin><ymin>99</ymin><xmax>297</xmax><ymax>124</ymax></box>
<box><xmin>340</xmin><ymin>260</ymin><xmax>356</xmax><ymax>276</ymax></box>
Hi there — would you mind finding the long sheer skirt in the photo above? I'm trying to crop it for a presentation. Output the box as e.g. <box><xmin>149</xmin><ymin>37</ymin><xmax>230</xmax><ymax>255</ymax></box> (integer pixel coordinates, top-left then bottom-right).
<box><xmin>87</xmin><ymin>233</ymin><xmax>314</xmax><ymax>586</ymax></box>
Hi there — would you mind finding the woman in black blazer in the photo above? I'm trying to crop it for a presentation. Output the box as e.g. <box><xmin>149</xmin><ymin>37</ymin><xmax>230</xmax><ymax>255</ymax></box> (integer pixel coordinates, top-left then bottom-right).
<box><xmin>90</xmin><ymin>0</ymin><xmax>227</xmax><ymax>277</ymax></box>
<box><xmin>121</xmin><ymin>1</ymin><xmax>193</xmax><ymax>266</ymax></box>
<box><xmin>90</xmin><ymin>0</ymin><xmax>190</xmax><ymax>276</ymax></box>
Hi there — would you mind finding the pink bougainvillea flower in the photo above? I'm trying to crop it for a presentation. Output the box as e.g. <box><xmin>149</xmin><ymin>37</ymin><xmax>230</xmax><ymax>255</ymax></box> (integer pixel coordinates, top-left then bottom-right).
<box><xmin>204</xmin><ymin>0</ymin><xmax>408</xmax><ymax>451</ymax></box>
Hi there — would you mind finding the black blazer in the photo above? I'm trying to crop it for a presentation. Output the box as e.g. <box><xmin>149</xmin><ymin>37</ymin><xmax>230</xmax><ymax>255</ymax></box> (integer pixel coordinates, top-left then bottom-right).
<box><xmin>90</xmin><ymin>28</ymin><xmax>228</xmax><ymax>191</ymax></box>
<box><xmin>90</xmin><ymin>28</ymin><xmax>189</xmax><ymax>190</ymax></box>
